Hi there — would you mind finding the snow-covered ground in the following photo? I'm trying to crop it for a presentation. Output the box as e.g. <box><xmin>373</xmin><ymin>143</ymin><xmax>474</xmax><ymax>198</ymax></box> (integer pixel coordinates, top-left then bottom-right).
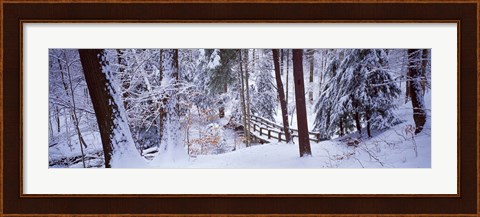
<box><xmin>49</xmin><ymin>89</ymin><xmax>431</xmax><ymax>169</ymax></box>
<box><xmin>49</xmin><ymin>49</ymin><xmax>430</xmax><ymax>169</ymax></box>
<box><xmin>150</xmin><ymin>89</ymin><xmax>430</xmax><ymax>169</ymax></box>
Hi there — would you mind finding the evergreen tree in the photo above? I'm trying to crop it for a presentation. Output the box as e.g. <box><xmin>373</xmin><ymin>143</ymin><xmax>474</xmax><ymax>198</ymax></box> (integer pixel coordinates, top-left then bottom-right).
<box><xmin>314</xmin><ymin>50</ymin><xmax>342</xmax><ymax>138</ymax></box>
<box><xmin>251</xmin><ymin>50</ymin><xmax>277</xmax><ymax>121</ymax></box>
<box><xmin>314</xmin><ymin>49</ymin><xmax>401</xmax><ymax>138</ymax></box>
<box><xmin>206</xmin><ymin>49</ymin><xmax>238</xmax><ymax>118</ymax></box>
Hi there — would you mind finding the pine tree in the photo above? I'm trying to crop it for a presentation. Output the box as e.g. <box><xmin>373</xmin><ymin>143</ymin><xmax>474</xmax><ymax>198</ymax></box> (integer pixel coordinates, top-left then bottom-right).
<box><xmin>314</xmin><ymin>50</ymin><xmax>342</xmax><ymax>138</ymax></box>
<box><xmin>206</xmin><ymin>49</ymin><xmax>238</xmax><ymax>118</ymax></box>
<box><xmin>364</xmin><ymin>49</ymin><xmax>401</xmax><ymax>133</ymax></box>
<box><xmin>314</xmin><ymin>49</ymin><xmax>401</xmax><ymax>138</ymax></box>
<box><xmin>252</xmin><ymin>49</ymin><xmax>277</xmax><ymax>121</ymax></box>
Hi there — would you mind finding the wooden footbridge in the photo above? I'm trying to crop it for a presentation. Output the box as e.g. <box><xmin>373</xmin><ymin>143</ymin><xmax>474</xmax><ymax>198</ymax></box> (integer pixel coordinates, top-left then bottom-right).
<box><xmin>247</xmin><ymin>115</ymin><xmax>325</xmax><ymax>144</ymax></box>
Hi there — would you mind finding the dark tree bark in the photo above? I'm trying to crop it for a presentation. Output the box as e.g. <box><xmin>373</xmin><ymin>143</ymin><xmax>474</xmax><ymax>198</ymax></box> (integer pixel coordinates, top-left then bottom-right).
<box><xmin>308</xmin><ymin>49</ymin><xmax>314</xmax><ymax>103</ymax></box>
<box><xmin>339</xmin><ymin>117</ymin><xmax>344</xmax><ymax>137</ymax></box>
<box><xmin>79</xmin><ymin>49</ymin><xmax>140</xmax><ymax>168</ymax></box>
<box><xmin>292</xmin><ymin>49</ymin><xmax>312</xmax><ymax>157</ymax></box>
<box><xmin>420</xmin><ymin>49</ymin><xmax>429</xmax><ymax>95</ymax></box>
<box><xmin>55</xmin><ymin>106</ymin><xmax>60</xmax><ymax>132</ymax></box>
<box><xmin>49</xmin><ymin>111</ymin><xmax>54</xmax><ymax>141</ymax></box>
<box><xmin>244</xmin><ymin>50</ymin><xmax>252</xmax><ymax>144</ymax></box>
<box><xmin>405</xmin><ymin>76</ymin><xmax>410</xmax><ymax>103</ymax></box>
<box><xmin>404</xmin><ymin>50</ymin><xmax>411</xmax><ymax>103</ymax></box>
<box><xmin>158</xmin><ymin>49</ymin><xmax>167</xmax><ymax>143</ymax></box>
<box><xmin>272</xmin><ymin>49</ymin><xmax>292</xmax><ymax>143</ymax></box>
<box><xmin>351</xmin><ymin>95</ymin><xmax>362</xmax><ymax>135</ymax></box>
<box><xmin>366</xmin><ymin>112</ymin><xmax>372</xmax><ymax>138</ymax></box>
<box><xmin>116</xmin><ymin>49</ymin><xmax>130</xmax><ymax>108</ymax></box>
<box><xmin>173</xmin><ymin>49</ymin><xmax>180</xmax><ymax>113</ymax></box>
<box><xmin>285</xmin><ymin>49</ymin><xmax>289</xmax><ymax>110</ymax></box>
<box><xmin>354</xmin><ymin>111</ymin><xmax>362</xmax><ymax>134</ymax></box>
<box><xmin>408</xmin><ymin>49</ymin><xmax>427</xmax><ymax>134</ymax></box>
<box><xmin>280</xmin><ymin>49</ymin><xmax>284</xmax><ymax>75</ymax></box>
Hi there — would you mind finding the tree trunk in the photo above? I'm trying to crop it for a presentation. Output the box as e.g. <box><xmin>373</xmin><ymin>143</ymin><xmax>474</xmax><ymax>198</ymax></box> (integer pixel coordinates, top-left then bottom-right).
<box><xmin>292</xmin><ymin>49</ymin><xmax>312</xmax><ymax>157</ymax></box>
<box><xmin>158</xmin><ymin>49</ymin><xmax>167</xmax><ymax>143</ymax></box>
<box><xmin>405</xmin><ymin>51</ymin><xmax>411</xmax><ymax>103</ymax></box>
<box><xmin>79</xmin><ymin>49</ymin><xmax>142</xmax><ymax>168</ymax></box>
<box><xmin>280</xmin><ymin>49</ymin><xmax>284</xmax><ymax>75</ymax></box>
<box><xmin>319</xmin><ymin>50</ymin><xmax>326</xmax><ymax>90</ymax></box>
<box><xmin>55</xmin><ymin>106</ymin><xmax>60</xmax><ymax>132</ymax></box>
<box><xmin>173</xmin><ymin>49</ymin><xmax>180</xmax><ymax>111</ymax></box>
<box><xmin>339</xmin><ymin>117</ymin><xmax>344</xmax><ymax>137</ymax></box>
<box><xmin>354</xmin><ymin>111</ymin><xmax>362</xmax><ymax>134</ymax></box>
<box><xmin>158</xmin><ymin>49</ymin><xmax>186</xmax><ymax>160</ymax></box>
<box><xmin>244</xmin><ymin>50</ymin><xmax>252</xmax><ymax>146</ymax></box>
<box><xmin>408</xmin><ymin>49</ymin><xmax>427</xmax><ymax>134</ymax></box>
<box><xmin>218</xmin><ymin>83</ymin><xmax>227</xmax><ymax>118</ymax></box>
<box><xmin>308</xmin><ymin>49</ymin><xmax>314</xmax><ymax>103</ymax></box>
<box><xmin>405</xmin><ymin>76</ymin><xmax>410</xmax><ymax>103</ymax></box>
<box><xmin>64</xmin><ymin>110</ymin><xmax>71</xmax><ymax>148</ymax></box>
<box><xmin>272</xmin><ymin>49</ymin><xmax>292</xmax><ymax>143</ymax></box>
<box><xmin>116</xmin><ymin>49</ymin><xmax>130</xmax><ymax>108</ymax></box>
<box><xmin>366</xmin><ymin>112</ymin><xmax>372</xmax><ymax>138</ymax></box>
<box><xmin>420</xmin><ymin>49</ymin><xmax>429</xmax><ymax>95</ymax></box>
<box><xmin>238</xmin><ymin>50</ymin><xmax>248</xmax><ymax>146</ymax></box>
<box><xmin>49</xmin><ymin>112</ymin><xmax>54</xmax><ymax>142</ymax></box>
<box><xmin>285</xmin><ymin>49</ymin><xmax>289</xmax><ymax>110</ymax></box>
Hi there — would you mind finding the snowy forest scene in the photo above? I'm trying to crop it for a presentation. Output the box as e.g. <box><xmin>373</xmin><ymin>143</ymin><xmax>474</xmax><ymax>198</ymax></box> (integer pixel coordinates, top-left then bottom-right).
<box><xmin>48</xmin><ymin>48</ymin><xmax>431</xmax><ymax>168</ymax></box>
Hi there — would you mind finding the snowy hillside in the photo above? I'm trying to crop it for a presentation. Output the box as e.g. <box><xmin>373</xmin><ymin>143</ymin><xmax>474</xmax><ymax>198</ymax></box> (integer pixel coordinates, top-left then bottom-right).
<box><xmin>49</xmin><ymin>49</ymin><xmax>431</xmax><ymax>168</ymax></box>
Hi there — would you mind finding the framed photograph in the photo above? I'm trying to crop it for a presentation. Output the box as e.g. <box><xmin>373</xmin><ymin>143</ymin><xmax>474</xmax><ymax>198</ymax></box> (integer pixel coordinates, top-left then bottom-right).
<box><xmin>1</xmin><ymin>0</ymin><xmax>478</xmax><ymax>216</ymax></box>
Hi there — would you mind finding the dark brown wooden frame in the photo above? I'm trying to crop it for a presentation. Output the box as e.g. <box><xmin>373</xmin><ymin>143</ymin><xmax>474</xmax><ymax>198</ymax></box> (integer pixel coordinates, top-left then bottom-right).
<box><xmin>1</xmin><ymin>0</ymin><xmax>478</xmax><ymax>216</ymax></box>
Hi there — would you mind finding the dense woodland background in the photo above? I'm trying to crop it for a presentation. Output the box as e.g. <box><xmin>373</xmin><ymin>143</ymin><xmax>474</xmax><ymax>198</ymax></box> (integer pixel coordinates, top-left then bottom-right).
<box><xmin>48</xmin><ymin>49</ymin><xmax>431</xmax><ymax>168</ymax></box>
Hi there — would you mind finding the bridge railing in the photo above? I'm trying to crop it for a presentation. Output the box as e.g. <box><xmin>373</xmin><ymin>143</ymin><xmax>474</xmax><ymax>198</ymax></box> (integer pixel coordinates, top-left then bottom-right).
<box><xmin>251</xmin><ymin>122</ymin><xmax>286</xmax><ymax>142</ymax></box>
<box><xmin>249</xmin><ymin>115</ymin><xmax>325</xmax><ymax>143</ymax></box>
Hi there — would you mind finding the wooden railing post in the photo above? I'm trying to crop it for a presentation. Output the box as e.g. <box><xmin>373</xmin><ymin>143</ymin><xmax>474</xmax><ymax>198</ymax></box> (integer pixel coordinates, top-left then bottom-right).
<box><xmin>250</xmin><ymin>114</ymin><xmax>322</xmax><ymax>144</ymax></box>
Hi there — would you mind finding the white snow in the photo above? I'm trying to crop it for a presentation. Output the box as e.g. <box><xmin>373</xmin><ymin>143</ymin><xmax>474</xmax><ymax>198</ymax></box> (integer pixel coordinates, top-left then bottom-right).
<box><xmin>49</xmin><ymin>49</ymin><xmax>431</xmax><ymax>169</ymax></box>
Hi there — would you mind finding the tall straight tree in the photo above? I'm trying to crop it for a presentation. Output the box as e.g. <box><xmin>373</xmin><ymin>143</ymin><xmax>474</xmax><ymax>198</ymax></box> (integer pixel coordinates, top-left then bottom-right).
<box><xmin>238</xmin><ymin>50</ymin><xmax>249</xmax><ymax>146</ymax></box>
<box><xmin>285</xmin><ymin>49</ymin><xmax>290</xmax><ymax>111</ymax></box>
<box><xmin>78</xmin><ymin>49</ymin><xmax>144</xmax><ymax>168</ymax></box>
<box><xmin>307</xmin><ymin>49</ymin><xmax>315</xmax><ymax>103</ymax></box>
<box><xmin>158</xmin><ymin>49</ymin><xmax>188</xmax><ymax>161</ymax></box>
<box><xmin>206</xmin><ymin>49</ymin><xmax>238</xmax><ymax>118</ymax></box>
<box><xmin>292</xmin><ymin>49</ymin><xmax>312</xmax><ymax>157</ymax></box>
<box><xmin>420</xmin><ymin>49</ymin><xmax>430</xmax><ymax>94</ymax></box>
<box><xmin>407</xmin><ymin>49</ymin><xmax>427</xmax><ymax>134</ymax></box>
<box><xmin>272</xmin><ymin>49</ymin><xmax>291</xmax><ymax>143</ymax></box>
<box><xmin>244</xmin><ymin>49</ymin><xmax>252</xmax><ymax>145</ymax></box>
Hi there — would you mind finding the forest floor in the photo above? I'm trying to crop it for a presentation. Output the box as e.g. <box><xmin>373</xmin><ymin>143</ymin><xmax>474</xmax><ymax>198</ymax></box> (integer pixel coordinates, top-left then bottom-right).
<box><xmin>149</xmin><ymin>118</ymin><xmax>431</xmax><ymax>168</ymax></box>
<box><xmin>49</xmin><ymin>92</ymin><xmax>431</xmax><ymax>169</ymax></box>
